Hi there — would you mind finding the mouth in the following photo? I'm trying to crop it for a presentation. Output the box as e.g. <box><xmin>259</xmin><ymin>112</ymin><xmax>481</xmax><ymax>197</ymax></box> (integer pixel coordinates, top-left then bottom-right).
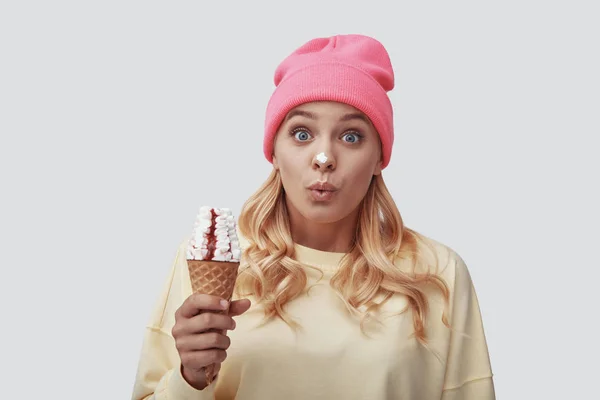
<box><xmin>307</xmin><ymin>182</ymin><xmax>339</xmax><ymax>202</ymax></box>
<box><xmin>308</xmin><ymin>182</ymin><xmax>339</xmax><ymax>191</ymax></box>
<box><xmin>309</xmin><ymin>189</ymin><xmax>337</xmax><ymax>201</ymax></box>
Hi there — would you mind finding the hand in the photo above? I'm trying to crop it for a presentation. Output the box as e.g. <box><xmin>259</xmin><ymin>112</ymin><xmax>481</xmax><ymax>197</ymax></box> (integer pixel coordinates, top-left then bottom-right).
<box><xmin>172</xmin><ymin>293</ymin><xmax>251</xmax><ymax>390</ymax></box>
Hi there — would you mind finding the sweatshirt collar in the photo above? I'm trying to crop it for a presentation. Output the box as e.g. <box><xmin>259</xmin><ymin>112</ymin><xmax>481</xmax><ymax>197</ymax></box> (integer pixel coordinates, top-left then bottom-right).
<box><xmin>293</xmin><ymin>243</ymin><xmax>346</xmax><ymax>271</ymax></box>
<box><xmin>236</xmin><ymin>226</ymin><xmax>346</xmax><ymax>271</ymax></box>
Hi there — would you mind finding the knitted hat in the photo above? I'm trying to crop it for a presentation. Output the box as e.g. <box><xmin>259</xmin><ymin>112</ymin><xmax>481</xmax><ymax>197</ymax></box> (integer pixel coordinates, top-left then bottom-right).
<box><xmin>263</xmin><ymin>34</ymin><xmax>395</xmax><ymax>169</ymax></box>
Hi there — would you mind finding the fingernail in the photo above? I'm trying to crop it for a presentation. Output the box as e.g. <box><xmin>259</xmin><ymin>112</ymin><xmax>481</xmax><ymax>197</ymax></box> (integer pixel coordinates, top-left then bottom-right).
<box><xmin>220</xmin><ymin>299</ymin><xmax>229</xmax><ymax>309</ymax></box>
<box><xmin>231</xmin><ymin>320</ymin><xmax>236</xmax><ymax>329</ymax></box>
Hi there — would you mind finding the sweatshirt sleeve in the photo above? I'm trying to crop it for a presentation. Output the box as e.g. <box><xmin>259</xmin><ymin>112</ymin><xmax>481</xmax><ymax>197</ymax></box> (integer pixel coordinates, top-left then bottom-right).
<box><xmin>441</xmin><ymin>254</ymin><xmax>496</xmax><ymax>400</ymax></box>
<box><xmin>131</xmin><ymin>241</ymin><xmax>216</xmax><ymax>400</ymax></box>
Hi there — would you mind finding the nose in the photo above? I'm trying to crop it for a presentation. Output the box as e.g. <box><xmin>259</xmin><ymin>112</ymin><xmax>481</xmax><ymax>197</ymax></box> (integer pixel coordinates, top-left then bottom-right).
<box><xmin>312</xmin><ymin>151</ymin><xmax>336</xmax><ymax>171</ymax></box>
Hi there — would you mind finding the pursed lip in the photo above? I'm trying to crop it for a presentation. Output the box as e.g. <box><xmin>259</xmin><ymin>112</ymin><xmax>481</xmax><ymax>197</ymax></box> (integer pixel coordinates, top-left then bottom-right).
<box><xmin>307</xmin><ymin>182</ymin><xmax>339</xmax><ymax>191</ymax></box>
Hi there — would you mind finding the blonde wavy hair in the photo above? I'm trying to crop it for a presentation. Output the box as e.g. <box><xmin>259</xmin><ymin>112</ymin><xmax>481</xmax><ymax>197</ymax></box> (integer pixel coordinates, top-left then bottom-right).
<box><xmin>236</xmin><ymin>169</ymin><xmax>451</xmax><ymax>347</ymax></box>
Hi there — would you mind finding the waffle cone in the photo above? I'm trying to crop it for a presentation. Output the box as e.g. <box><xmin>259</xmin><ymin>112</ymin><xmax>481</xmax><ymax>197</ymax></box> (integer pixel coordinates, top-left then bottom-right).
<box><xmin>187</xmin><ymin>259</ymin><xmax>240</xmax><ymax>385</ymax></box>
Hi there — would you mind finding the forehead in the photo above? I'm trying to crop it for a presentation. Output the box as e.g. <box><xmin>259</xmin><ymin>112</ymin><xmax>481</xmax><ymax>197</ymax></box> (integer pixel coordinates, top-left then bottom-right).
<box><xmin>284</xmin><ymin>101</ymin><xmax>372</xmax><ymax>125</ymax></box>
<box><xmin>292</xmin><ymin>101</ymin><xmax>361</xmax><ymax>114</ymax></box>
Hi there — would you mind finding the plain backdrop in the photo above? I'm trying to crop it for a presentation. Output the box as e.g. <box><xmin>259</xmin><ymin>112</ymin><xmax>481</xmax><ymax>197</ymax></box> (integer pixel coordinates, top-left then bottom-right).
<box><xmin>1</xmin><ymin>1</ymin><xmax>598</xmax><ymax>399</ymax></box>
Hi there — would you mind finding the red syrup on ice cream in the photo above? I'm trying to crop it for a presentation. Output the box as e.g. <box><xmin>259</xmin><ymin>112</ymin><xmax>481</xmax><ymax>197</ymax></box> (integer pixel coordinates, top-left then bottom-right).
<box><xmin>206</xmin><ymin>208</ymin><xmax>218</xmax><ymax>260</ymax></box>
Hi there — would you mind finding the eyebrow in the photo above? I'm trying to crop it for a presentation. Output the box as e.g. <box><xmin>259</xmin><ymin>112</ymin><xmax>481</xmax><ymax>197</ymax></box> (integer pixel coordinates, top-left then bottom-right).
<box><xmin>339</xmin><ymin>112</ymin><xmax>371</xmax><ymax>125</ymax></box>
<box><xmin>284</xmin><ymin>110</ymin><xmax>317</xmax><ymax>122</ymax></box>
<box><xmin>284</xmin><ymin>110</ymin><xmax>371</xmax><ymax>125</ymax></box>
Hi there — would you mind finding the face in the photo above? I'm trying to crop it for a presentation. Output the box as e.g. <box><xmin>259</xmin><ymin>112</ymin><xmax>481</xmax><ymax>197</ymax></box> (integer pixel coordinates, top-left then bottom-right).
<box><xmin>272</xmin><ymin>101</ymin><xmax>382</xmax><ymax>225</ymax></box>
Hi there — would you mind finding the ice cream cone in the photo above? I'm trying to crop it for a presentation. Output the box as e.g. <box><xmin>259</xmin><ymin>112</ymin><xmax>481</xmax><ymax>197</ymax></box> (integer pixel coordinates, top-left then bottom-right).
<box><xmin>187</xmin><ymin>259</ymin><xmax>240</xmax><ymax>385</ymax></box>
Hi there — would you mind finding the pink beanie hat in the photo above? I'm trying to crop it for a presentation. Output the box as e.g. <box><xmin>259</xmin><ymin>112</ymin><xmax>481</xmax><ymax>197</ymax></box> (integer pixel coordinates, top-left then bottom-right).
<box><xmin>263</xmin><ymin>34</ymin><xmax>395</xmax><ymax>169</ymax></box>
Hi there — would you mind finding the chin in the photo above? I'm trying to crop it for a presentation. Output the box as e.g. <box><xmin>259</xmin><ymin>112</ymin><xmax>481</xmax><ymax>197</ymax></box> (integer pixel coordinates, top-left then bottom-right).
<box><xmin>299</xmin><ymin>205</ymin><xmax>348</xmax><ymax>225</ymax></box>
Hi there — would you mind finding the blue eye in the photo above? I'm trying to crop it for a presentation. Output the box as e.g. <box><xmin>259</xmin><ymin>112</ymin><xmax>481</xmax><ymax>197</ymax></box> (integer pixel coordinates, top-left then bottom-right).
<box><xmin>342</xmin><ymin>132</ymin><xmax>362</xmax><ymax>143</ymax></box>
<box><xmin>293</xmin><ymin>129</ymin><xmax>311</xmax><ymax>141</ymax></box>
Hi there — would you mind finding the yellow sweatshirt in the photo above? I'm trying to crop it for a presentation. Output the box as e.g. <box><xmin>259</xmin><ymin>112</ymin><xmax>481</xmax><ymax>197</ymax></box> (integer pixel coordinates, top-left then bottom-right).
<box><xmin>132</xmin><ymin>233</ymin><xmax>495</xmax><ymax>399</ymax></box>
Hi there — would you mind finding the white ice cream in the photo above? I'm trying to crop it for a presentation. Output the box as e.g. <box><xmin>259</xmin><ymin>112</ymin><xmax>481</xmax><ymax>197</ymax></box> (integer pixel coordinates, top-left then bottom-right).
<box><xmin>316</xmin><ymin>152</ymin><xmax>328</xmax><ymax>164</ymax></box>
<box><xmin>186</xmin><ymin>206</ymin><xmax>241</xmax><ymax>262</ymax></box>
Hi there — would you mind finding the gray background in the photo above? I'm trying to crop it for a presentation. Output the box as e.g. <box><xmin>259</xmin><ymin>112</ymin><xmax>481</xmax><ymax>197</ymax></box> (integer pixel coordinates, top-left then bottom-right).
<box><xmin>1</xmin><ymin>1</ymin><xmax>598</xmax><ymax>399</ymax></box>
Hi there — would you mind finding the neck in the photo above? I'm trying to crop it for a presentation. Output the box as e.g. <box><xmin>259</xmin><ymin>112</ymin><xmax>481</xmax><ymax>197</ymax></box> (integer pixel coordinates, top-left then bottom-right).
<box><xmin>286</xmin><ymin>200</ymin><xmax>359</xmax><ymax>253</ymax></box>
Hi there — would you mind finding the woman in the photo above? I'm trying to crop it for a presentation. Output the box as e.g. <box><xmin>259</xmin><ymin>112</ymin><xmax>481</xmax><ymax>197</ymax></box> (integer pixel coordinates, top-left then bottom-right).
<box><xmin>132</xmin><ymin>34</ymin><xmax>495</xmax><ymax>399</ymax></box>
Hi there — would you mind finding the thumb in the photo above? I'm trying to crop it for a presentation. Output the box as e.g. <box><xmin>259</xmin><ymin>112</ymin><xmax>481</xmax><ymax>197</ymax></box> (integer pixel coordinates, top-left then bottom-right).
<box><xmin>228</xmin><ymin>298</ymin><xmax>251</xmax><ymax>317</ymax></box>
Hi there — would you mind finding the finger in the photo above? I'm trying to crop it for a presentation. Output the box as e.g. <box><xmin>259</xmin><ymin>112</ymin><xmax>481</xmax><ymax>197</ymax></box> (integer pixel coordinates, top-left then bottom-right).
<box><xmin>176</xmin><ymin>332</ymin><xmax>231</xmax><ymax>352</ymax></box>
<box><xmin>229</xmin><ymin>299</ymin><xmax>251</xmax><ymax>317</ymax></box>
<box><xmin>177</xmin><ymin>293</ymin><xmax>229</xmax><ymax>319</ymax></box>
<box><xmin>181</xmin><ymin>349</ymin><xmax>227</xmax><ymax>370</ymax></box>
<box><xmin>180</xmin><ymin>312</ymin><xmax>236</xmax><ymax>334</ymax></box>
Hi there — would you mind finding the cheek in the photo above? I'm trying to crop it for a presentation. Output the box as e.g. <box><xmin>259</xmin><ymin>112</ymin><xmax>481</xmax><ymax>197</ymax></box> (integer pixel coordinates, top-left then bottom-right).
<box><xmin>343</xmin><ymin>153</ymin><xmax>378</xmax><ymax>199</ymax></box>
<box><xmin>348</xmin><ymin>151</ymin><xmax>378</xmax><ymax>180</ymax></box>
<box><xmin>277</xmin><ymin>158</ymin><xmax>304</xmax><ymax>196</ymax></box>
<box><xmin>278</xmin><ymin>157</ymin><xmax>298</xmax><ymax>180</ymax></box>
<box><xmin>348</xmin><ymin>172</ymin><xmax>373</xmax><ymax>204</ymax></box>
<box><xmin>276</xmin><ymin>149</ymin><xmax>307</xmax><ymax>178</ymax></box>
